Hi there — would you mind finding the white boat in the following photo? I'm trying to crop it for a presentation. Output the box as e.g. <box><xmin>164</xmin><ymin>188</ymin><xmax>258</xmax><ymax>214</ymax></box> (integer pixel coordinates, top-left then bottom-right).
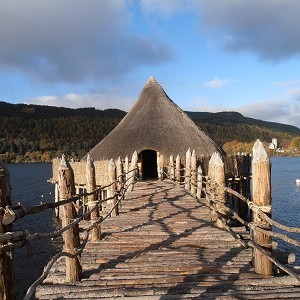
<box><xmin>296</xmin><ymin>179</ymin><xmax>300</xmax><ymax>184</ymax></box>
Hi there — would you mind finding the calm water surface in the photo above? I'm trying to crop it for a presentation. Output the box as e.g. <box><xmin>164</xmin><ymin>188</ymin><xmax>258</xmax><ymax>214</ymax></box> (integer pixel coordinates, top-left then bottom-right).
<box><xmin>4</xmin><ymin>158</ymin><xmax>300</xmax><ymax>298</ymax></box>
<box><xmin>4</xmin><ymin>162</ymin><xmax>61</xmax><ymax>300</ymax></box>
<box><xmin>270</xmin><ymin>157</ymin><xmax>300</xmax><ymax>261</ymax></box>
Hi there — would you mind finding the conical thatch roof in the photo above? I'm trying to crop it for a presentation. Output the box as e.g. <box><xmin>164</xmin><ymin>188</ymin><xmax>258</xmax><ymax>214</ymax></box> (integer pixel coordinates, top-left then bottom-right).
<box><xmin>86</xmin><ymin>77</ymin><xmax>224</xmax><ymax>160</ymax></box>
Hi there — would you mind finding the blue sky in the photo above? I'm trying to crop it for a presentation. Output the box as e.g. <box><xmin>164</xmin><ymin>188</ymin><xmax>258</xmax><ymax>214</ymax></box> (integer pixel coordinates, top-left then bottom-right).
<box><xmin>1</xmin><ymin>0</ymin><xmax>300</xmax><ymax>127</ymax></box>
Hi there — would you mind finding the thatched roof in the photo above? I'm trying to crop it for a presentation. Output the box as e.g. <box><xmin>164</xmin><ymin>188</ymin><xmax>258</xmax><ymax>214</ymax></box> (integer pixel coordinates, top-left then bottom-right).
<box><xmin>85</xmin><ymin>77</ymin><xmax>224</xmax><ymax>160</ymax></box>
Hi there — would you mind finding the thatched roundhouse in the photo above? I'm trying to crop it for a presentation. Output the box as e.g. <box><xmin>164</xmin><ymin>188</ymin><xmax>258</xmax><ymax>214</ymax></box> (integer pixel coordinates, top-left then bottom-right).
<box><xmin>85</xmin><ymin>77</ymin><xmax>224</xmax><ymax>179</ymax></box>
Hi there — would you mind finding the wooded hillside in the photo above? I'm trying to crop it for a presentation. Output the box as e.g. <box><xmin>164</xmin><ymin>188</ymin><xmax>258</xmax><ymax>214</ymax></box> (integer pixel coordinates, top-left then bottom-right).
<box><xmin>0</xmin><ymin>101</ymin><xmax>299</xmax><ymax>162</ymax></box>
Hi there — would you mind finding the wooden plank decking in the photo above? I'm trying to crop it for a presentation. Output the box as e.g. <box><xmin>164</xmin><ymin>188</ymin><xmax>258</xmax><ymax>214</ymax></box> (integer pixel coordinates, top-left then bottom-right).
<box><xmin>36</xmin><ymin>180</ymin><xmax>300</xmax><ymax>299</ymax></box>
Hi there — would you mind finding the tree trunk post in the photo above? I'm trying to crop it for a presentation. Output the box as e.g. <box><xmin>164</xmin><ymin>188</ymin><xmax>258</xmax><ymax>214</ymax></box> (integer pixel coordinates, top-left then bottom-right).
<box><xmin>0</xmin><ymin>165</ymin><xmax>15</xmax><ymax>300</ymax></box>
<box><xmin>191</xmin><ymin>150</ymin><xmax>197</xmax><ymax>196</ymax></box>
<box><xmin>124</xmin><ymin>155</ymin><xmax>129</xmax><ymax>184</ymax></box>
<box><xmin>108</xmin><ymin>159</ymin><xmax>118</xmax><ymax>217</ymax></box>
<box><xmin>175</xmin><ymin>154</ymin><xmax>181</xmax><ymax>182</ymax></box>
<box><xmin>252</xmin><ymin>139</ymin><xmax>273</xmax><ymax>276</ymax></box>
<box><xmin>196</xmin><ymin>165</ymin><xmax>203</xmax><ymax>199</ymax></box>
<box><xmin>169</xmin><ymin>155</ymin><xmax>175</xmax><ymax>180</ymax></box>
<box><xmin>184</xmin><ymin>148</ymin><xmax>191</xmax><ymax>190</ymax></box>
<box><xmin>58</xmin><ymin>155</ymin><xmax>82</xmax><ymax>283</ymax></box>
<box><xmin>127</xmin><ymin>151</ymin><xmax>138</xmax><ymax>192</ymax></box>
<box><xmin>54</xmin><ymin>182</ymin><xmax>59</xmax><ymax>218</ymax></box>
<box><xmin>116</xmin><ymin>157</ymin><xmax>123</xmax><ymax>192</ymax></box>
<box><xmin>86</xmin><ymin>155</ymin><xmax>101</xmax><ymax>241</ymax></box>
<box><xmin>157</xmin><ymin>152</ymin><xmax>164</xmax><ymax>180</ymax></box>
<box><xmin>208</xmin><ymin>152</ymin><xmax>226</xmax><ymax>228</ymax></box>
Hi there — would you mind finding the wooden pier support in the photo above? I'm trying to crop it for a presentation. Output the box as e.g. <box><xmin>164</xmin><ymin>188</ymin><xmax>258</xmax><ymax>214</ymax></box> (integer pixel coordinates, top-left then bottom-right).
<box><xmin>124</xmin><ymin>156</ymin><xmax>129</xmax><ymax>183</ymax></box>
<box><xmin>252</xmin><ymin>139</ymin><xmax>273</xmax><ymax>276</ymax></box>
<box><xmin>175</xmin><ymin>154</ymin><xmax>181</xmax><ymax>182</ymax></box>
<box><xmin>108</xmin><ymin>159</ymin><xmax>118</xmax><ymax>217</ymax></box>
<box><xmin>116</xmin><ymin>157</ymin><xmax>123</xmax><ymax>192</ymax></box>
<box><xmin>58</xmin><ymin>155</ymin><xmax>82</xmax><ymax>283</ymax></box>
<box><xmin>197</xmin><ymin>165</ymin><xmax>203</xmax><ymax>199</ymax></box>
<box><xmin>190</xmin><ymin>150</ymin><xmax>197</xmax><ymax>196</ymax></box>
<box><xmin>127</xmin><ymin>151</ymin><xmax>138</xmax><ymax>192</ymax></box>
<box><xmin>86</xmin><ymin>155</ymin><xmax>101</xmax><ymax>241</ymax></box>
<box><xmin>208</xmin><ymin>152</ymin><xmax>226</xmax><ymax>229</ymax></box>
<box><xmin>169</xmin><ymin>155</ymin><xmax>175</xmax><ymax>180</ymax></box>
<box><xmin>157</xmin><ymin>152</ymin><xmax>164</xmax><ymax>180</ymax></box>
<box><xmin>184</xmin><ymin>148</ymin><xmax>191</xmax><ymax>190</ymax></box>
<box><xmin>0</xmin><ymin>165</ymin><xmax>15</xmax><ymax>300</ymax></box>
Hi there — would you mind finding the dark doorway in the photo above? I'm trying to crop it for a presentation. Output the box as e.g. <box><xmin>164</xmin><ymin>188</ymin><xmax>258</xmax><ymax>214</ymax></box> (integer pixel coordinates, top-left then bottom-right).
<box><xmin>140</xmin><ymin>150</ymin><xmax>158</xmax><ymax>180</ymax></box>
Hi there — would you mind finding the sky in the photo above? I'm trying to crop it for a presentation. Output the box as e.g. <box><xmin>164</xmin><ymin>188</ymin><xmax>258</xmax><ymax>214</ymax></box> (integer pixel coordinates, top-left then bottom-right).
<box><xmin>1</xmin><ymin>0</ymin><xmax>300</xmax><ymax>128</ymax></box>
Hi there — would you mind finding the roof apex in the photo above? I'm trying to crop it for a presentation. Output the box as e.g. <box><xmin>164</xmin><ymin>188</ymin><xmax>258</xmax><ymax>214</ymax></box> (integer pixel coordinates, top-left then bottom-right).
<box><xmin>147</xmin><ymin>76</ymin><xmax>157</xmax><ymax>84</ymax></box>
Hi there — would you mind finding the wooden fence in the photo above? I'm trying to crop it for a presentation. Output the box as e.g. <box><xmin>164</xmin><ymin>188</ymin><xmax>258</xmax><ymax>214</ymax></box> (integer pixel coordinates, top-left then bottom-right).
<box><xmin>163</xmin><ymin>139</ymin><xmax>300</xmax><ymax>281</ymax></box>
<box><xmin>1</xmin><ymin>141</ymin><xmax>300</xmax><ymax>299</ymax></box>
<box><xmin>0</xmin><ymin>153</ymin><xmax>139</xmax><ymax>300</ymax></box>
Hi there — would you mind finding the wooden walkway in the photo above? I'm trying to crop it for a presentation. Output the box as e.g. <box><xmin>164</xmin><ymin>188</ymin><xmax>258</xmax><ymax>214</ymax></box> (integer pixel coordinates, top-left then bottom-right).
<box><xmin>36</xmin><ymin>180</ymin><xmax>300</xmax><ymax>299</ymax></box>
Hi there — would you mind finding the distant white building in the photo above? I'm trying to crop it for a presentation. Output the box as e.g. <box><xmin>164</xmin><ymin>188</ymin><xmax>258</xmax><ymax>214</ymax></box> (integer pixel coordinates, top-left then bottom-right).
<box><xmin>269</xmin><ymin>138</ymin><xmax>277</xmax><ymax>150</ymax></box>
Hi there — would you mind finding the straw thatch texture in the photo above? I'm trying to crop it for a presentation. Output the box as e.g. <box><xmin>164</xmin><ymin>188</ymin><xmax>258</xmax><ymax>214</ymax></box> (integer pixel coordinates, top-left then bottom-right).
<box><xmin>85</xmin><ymin>77</ymin><xmax>224</xmax><ymax>160</ymax></box>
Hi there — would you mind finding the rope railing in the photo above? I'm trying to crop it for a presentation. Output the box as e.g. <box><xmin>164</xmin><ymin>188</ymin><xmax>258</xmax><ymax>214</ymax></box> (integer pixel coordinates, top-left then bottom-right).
<box><xmin>0</xmin><ymin>156</ymin><xmax>139</xmax><ymax>300</ymax></box>
<box><xmin>23</xmin><ymin>181</ymin><xmax>131</xmax><ymax>300</ymax></box>
<box><xmin>165</xmin><ymin>146</ymin><xmax>299</xmax><ymax>279</ymax></box>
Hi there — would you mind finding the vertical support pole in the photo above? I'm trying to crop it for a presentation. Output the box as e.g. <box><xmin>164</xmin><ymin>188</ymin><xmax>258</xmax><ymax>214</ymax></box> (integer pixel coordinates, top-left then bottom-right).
<box><xmin>169</xmin><ymin>155</ymin><xmax>175</xmax><ymax>180</ymax></box>
<box><xmin>116</xmin><ymin>157</ymin><xmax>123</xmax><ymax>192</ymax></box>
<box><xmin>190</xmin><ymin>150</ymin><xmax>197</xmax><ymax>196</ymax></box>
<box><xmin>208</xmin><ymin>153</ymin><xmax>226</xmax><ymax>228</ymax></box>
<box><xmin>175</xmin><ymin>154</ymin><xmax>181</xmax><ymax>182</ymax></box>
<box><xmin>157</xmin><ymin>152</ymin><xmax>164</xmax><ymax>180</ymax></box>
<box><xmin>252</xmin><ymin>139</ymin><xmax>272</xmax><ymax>276</ymax></box>
<box><xmin>108</xmin><ymin>159</ymin><xmax>118</xmax><ymax>217</ymax></box>
<box><xmin>0</xmin><ymin>165</ymin><xmax>15</xmax><ymax>300</ymax></box>
<box><xmin>86</xmin><ymin>155</ymin><xmax>100</xmax><ymax>241</ymax></box>
<box><xmin>127</xmin><ymin>151</ymin><xmax>138</xmax><ymax>192</ymax></box>
<box><xmin>54</xmin><ymin>182</ymin><xmax>59</xmax><ymax>218</ymax></box>
<box><xmin>184</xmin><ymin>148</ymin><xmax>191</xmax><ymax>190</ymax></box>
<box><xmin>58</xmin><ymin>155</ymin><xmax>82</xmax><ymax>283</ymax></box>
<box><xmin>125</xmin><ymin>155</ymin><xmax>129</xmax><ymax>183</ymax></box>
<box><xmin>196</xmin><ymin>165</ymin><xmax>203</xmax><ymax>199</ymax></box>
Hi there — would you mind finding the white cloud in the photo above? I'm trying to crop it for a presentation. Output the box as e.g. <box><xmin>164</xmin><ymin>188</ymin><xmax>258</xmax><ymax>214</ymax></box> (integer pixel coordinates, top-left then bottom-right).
<box><xmin>0</xmin><ymin>0</ymin><xmax>174</xmax><ymax>83</ymax></box>
<box><xmin>140</xmin><ymin>0</ymin><xmax>189</xmax><ymax>18</ymax></box>
<box><xmin>237</xmin><ymin>98</ymin><xmax>300</xmax><ymax>128</ymax></box>
<box><xmin>202</xmin><ymin>77</ymin><xmax>228</xmax><ymax>89</ymax></box>
<box><xmin>26</xmin><ymin>92</ymin><xmax>134</xmax><ymax>111</ymax></box>
<box><xmin>139</xmin><ymin>0</ymin><xmax>300</xmax><ymax>60</ymax></box>
<box><xmin>288</xmin><ymin>89</ymin><xmax>300</xmax><ymax>101</ymax></box>
<box><xmin>196</xmin><ymin>0</ymin><xmax>300</xmax><ymax>60</ymax></box>
<box><xmin>272</xmin><ymin>80</ymin><xmax>300</xmax><ymax>88</ymax></box>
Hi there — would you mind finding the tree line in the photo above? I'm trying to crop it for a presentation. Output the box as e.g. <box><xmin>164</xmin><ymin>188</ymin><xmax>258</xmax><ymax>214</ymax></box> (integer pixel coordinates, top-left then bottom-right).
<box><xmin>0</xmin><ymin>101</ymin><xmax>299</xmax><ymax>163</ymax></box>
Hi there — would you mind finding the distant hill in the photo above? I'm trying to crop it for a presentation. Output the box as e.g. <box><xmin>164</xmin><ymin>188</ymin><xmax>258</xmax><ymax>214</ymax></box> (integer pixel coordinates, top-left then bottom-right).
<box><xmin>0</xmin><ymin>101</ymin><xmax>299</xmax><ymax>162</ymax></box>
<box><xmin>186</xmin><ymin>111</ymin><xmax>300</xmax><ymax>135</ymax></box>
<box><xmin>0</xmin><ymin>101</ymin><xmax>126</xmax><ymax>118</ymax></box>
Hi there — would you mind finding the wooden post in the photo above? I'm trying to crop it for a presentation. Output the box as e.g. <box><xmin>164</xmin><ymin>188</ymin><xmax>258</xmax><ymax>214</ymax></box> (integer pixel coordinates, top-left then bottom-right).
<box><xmin>127</xmin><ymin>151</ymin><xmax>138</xmax><ymax>192</ymax></box>
<box><xmin>86</xmin><ymin>155</ymin><xmax>100</xmax><ymax>241</ymax></box>
<box><xmin>191</xmin><ymin>150</ymin><xmax>197</xmax><ymax>196</ymax></box>
<box><xmin>108</xmin><ymin>159</ymin><xmax>118</xmax><ymax>217</ymax></box>
<box><xmin>0</xmin><ymin>165</ymin><xmax>15</xmax><ymax>300</ymax></box>
<box><xmin>196</xmin><ymin>165</ymin><xmax>203</xmax><ymax>199</ymax></box>
<box><xmin>116</xmin><ymin>157</ymin><xmax>123</xmax><ymax>192</ymax></box>
<box><xmin>125</xmin><ymin>155</ymin><xmax>129</xmax><ymax>183</ymax></box>
<box><xmin>54</xmin><ymin>182</ymin><xmax>59</xmax><ymax>218</ymax></box>
<box><xmin>184</xmin><ymin>148</ymin><xmax>191</xmax><ymax>190</ymax></box>
<box><xmin>175</xmin><ymin>154</ymin><xmax>181</xmax><ymax>182</ymax></box>
<box><xmin>157</xmin><ymin>152</ymin><xmax>164</xmax><ymax>180</ymax></box>
<box><xmin>58</xmin><ymin>155</ymin><xmax>82</xmax><ymax>283</ymax></box>
<box><xmin>169</xmin><ymin>155</ymin><xmax>175</xmax><ymax>180</ymax></box>
<box><xmin>208</xmin><ymin>152</ymin><xmax>226</xmax><ymax>228</ymax></box>
<box><xmin>252</xmin><ymin>139</ymin><xmax>272</xmax><ymax>276</ymax></box>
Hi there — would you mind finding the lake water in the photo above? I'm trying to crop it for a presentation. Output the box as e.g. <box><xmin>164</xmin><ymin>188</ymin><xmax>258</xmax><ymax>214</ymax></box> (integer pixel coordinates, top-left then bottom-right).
<box><xmin>3</xmin><ymin>157</ymin><xmax>300</xmax><ymax>299</ymax></box>
<box><xmin>4</xmin><ymin>162</ymin><xmax>61</xmax><ymax>300</ymax></box>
